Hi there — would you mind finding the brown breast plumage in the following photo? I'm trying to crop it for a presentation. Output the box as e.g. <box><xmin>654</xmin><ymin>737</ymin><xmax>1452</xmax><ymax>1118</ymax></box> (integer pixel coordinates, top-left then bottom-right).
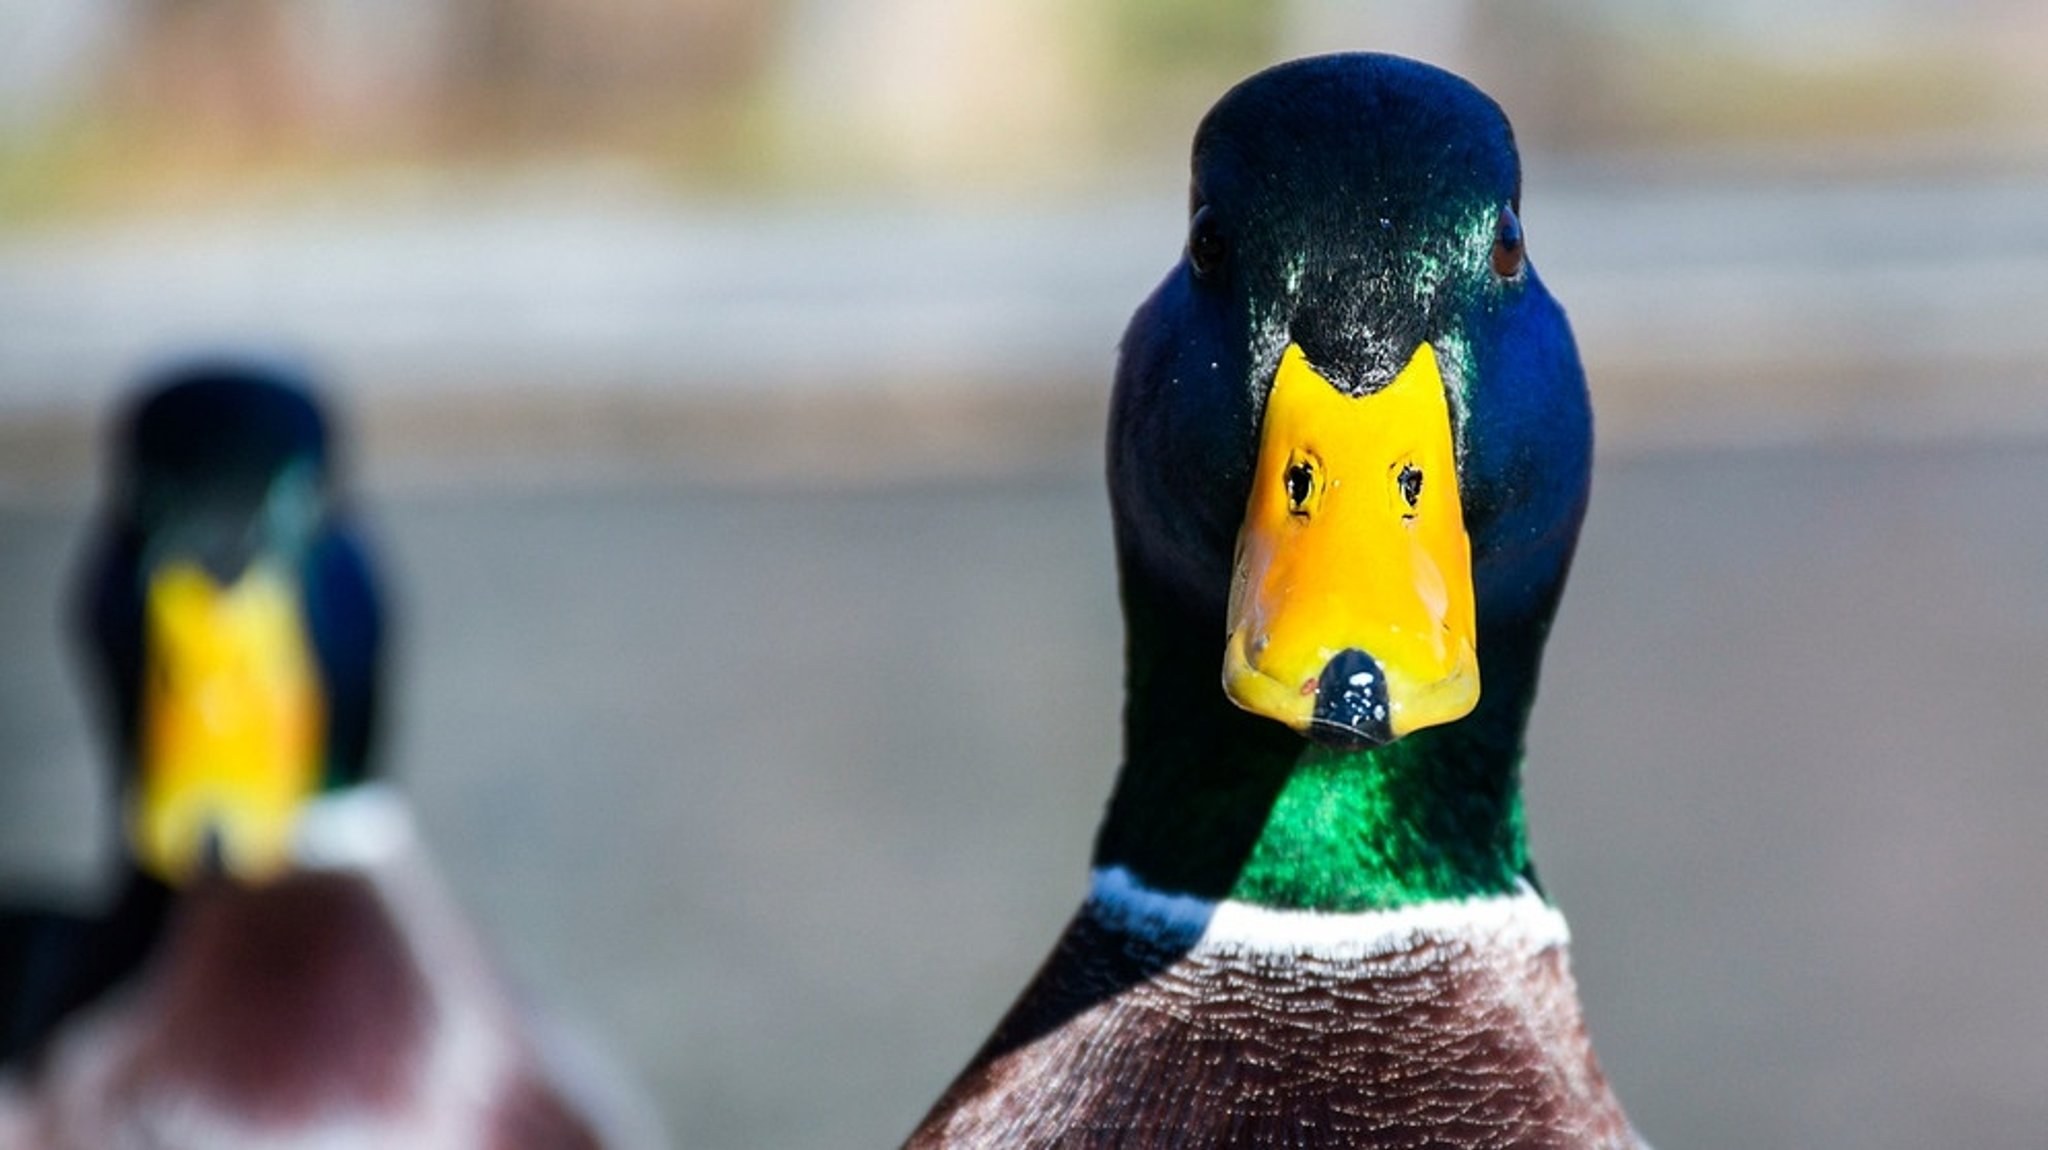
<box><xmin>910</xmin><ymin>901</ymin><xmax>1641</xmax><ymax>1149</ymax></box>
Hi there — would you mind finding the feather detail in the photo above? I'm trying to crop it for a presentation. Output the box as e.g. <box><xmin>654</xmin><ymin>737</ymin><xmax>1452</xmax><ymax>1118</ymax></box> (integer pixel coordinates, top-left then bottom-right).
<box><xmin>910</xmin><ymin>877</ymin><xmax>1643</xmax><ymax>1149</ymax></box>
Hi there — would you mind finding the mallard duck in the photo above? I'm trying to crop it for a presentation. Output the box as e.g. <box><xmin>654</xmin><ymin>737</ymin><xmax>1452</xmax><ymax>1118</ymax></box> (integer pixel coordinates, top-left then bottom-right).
<box><xmin>0</xmin><ymin>360</ymin><xmax>656</xmax><ymax>1148</ymax></box>
<box><xmin>908</xmin><ymin>55</ymin><xmax>1645</xmax><ymax>1148</ymax></box>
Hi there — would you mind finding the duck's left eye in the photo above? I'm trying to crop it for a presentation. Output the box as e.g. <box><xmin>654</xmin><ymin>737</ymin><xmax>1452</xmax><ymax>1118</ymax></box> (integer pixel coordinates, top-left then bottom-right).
<box><xmin>1491</xmin><ymin>206</ymin><xmax>1525</xmax><ymax>279</ymax></box>
<box><xmin>1188</xmin><ymin>205</ymin><xmax>1227</xmax><ymax>280</ymax></box>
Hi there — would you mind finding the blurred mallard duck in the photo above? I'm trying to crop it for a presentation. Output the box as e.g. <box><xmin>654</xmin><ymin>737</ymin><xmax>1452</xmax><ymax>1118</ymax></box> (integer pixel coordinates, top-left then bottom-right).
<box><xmin>1</xmin><ymin>360</ymin><xmax>660</xmax><ymax>1148</ymax></box>
<box><xmin>909</xmin><ymin>55</ymin><xmax>1646</xmax><ymax>1148</ymax></box>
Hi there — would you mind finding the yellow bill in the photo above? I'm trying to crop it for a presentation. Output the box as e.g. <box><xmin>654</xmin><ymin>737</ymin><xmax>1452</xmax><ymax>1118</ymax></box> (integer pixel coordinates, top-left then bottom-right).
<box><xmin>1222</xmin><ymin>341</ymin><xmax>1478</xmax><ymax>745</ymax></box>
<box><xmin>133</xmin><ymin>560</ymin><xmax>325</xmax><ymax>885</ymax></box>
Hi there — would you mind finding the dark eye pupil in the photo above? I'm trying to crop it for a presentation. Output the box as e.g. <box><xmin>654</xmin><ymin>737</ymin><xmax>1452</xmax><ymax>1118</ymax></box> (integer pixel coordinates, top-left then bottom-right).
<box><xmin>1188</xmin><ymin>206</ymin><xmax>1225</xmax><ymax>279</ymax></box>
<box><xmin>1398</xmin><ymin>464</ymin><xmax>1424</xmax><ymax>508</ymax></box>
<box><xmin>1491</xmin><ymin>206</ymin><xmax>1524</xmax><ymax>278</ymax></box>
<box><xmin>1285</xmin><ymin>462</ymin><xmax>1313</xmax><ymax>510</ymax></box>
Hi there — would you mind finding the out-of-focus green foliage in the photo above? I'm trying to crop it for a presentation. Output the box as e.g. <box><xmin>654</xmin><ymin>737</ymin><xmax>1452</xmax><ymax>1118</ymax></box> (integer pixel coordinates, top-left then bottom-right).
<box><xmin>1079</xmin><ymin>0</ymin><xmax>1284</xmax><ymax>162</ymax></box>
<box><xmin>0</xmin><ymin>0</ymin><xmax>2043</xmax><ymax>223</ymax></box>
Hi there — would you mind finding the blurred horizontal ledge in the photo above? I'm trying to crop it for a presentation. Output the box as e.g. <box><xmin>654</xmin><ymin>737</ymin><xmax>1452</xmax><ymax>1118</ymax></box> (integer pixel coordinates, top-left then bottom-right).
<box><xmin>1</xmin><ymin>166</ymin><xmax>2046</xmax><ymax>499</ymax></box>
<box><xmin>0</xmin><ymin>378</ymin><xmax>1113</xmax><ymax>505</ymax></box>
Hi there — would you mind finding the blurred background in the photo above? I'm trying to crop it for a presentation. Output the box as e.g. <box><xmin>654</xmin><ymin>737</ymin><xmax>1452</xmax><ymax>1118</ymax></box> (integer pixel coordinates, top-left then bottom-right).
<box><xmin>2</xmin><ymin>1</ymin><xmax>2047</xmax><ymax>1146</ymax></box>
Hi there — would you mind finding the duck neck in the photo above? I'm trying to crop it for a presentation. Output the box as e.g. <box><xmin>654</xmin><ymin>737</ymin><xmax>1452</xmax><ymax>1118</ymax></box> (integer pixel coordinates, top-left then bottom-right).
<box><xmin>1093</xmin><ymin>577</ymin><xmax>1552</xmax><ymax>913</ymax></box>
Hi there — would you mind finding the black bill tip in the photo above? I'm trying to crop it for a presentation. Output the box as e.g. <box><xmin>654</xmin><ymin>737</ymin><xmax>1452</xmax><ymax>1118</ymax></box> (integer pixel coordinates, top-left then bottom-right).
<box><xmin>1308</xmin><ymin>648</ymin><xmax>1394</xmax><ymax>748</ymax></box>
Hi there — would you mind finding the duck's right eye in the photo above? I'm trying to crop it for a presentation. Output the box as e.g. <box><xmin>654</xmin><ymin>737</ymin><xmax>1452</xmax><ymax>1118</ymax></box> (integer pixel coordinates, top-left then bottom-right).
<box><xmin>1490</xmin><ymin>205</ymin><xmax>1525</xmax><ymax>279</ymax></box>
<box><xmin>1188</xmin><ymin>206</ymin><xmax>1227</xmax><ymax>280</ymax></box>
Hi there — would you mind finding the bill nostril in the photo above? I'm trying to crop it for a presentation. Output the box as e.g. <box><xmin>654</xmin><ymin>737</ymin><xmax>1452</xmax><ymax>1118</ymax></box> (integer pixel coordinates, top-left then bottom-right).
<box><xmin>1309</xmin><ymin>648</ymin><xmax>1394</xmax><ymax>748</ymax></box>
<box><xmin>200</xmin><ymin>824</ymin><xmax>228</xmax><ymax>876</ymax></box>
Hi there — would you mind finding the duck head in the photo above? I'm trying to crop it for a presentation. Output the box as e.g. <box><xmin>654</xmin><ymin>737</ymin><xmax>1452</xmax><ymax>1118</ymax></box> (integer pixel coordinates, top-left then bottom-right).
<box><xmin>1110</xmin><ymin>54</ymin><xmax>1591</xmax><ymax>750</ymax></box>
<box><xmin>77</xmin><ymin>360</ymin><xmax>385</xmax><ymax>888</ymax></box>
